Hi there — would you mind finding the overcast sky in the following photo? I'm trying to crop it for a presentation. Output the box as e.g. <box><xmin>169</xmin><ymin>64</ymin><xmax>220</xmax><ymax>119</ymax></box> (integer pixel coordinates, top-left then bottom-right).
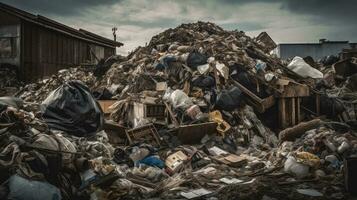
<box><xmin>1</xmin><ymin>0</ymin><xmax>356</xmax><ymax>54</ymax></box>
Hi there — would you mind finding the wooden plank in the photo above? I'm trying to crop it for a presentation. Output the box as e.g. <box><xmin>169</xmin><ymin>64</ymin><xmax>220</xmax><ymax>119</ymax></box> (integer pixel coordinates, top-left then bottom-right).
<box><xmin>176</xmin><ymin>122</ymin><xmax>217</xmax><ymax>144</ymax></box>
<box><xmin>316</xmin><ymin>94</ymin><xmax>320</xmax><ymax>115</ymax></box>
<box><xmin>291</xmin><ymin>98</ymin><xmax>296</xmax><ymax>126</ymax></box>
<box><xmin>164</xmin><ymin>102</ymin><xmax>180</xmax><ymax>127</ymax></box>
<box><xmin>278</xmin><ymin>98</ymin><xmax>286</xmax><ymax>129</ymax></box>
<box><xmin>297</xmin><ymin>97</ymin><xmax>301</xmax><ymax>123</ymax></box>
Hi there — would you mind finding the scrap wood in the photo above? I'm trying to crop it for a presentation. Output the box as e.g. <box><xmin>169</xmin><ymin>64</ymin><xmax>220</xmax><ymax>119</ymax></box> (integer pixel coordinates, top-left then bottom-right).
<box><xmin>247</xmin><ymin>165</ymin><xmax>283</xmax><ymax>177</ymax></box>
<box><xmin>279</xmin><ymin>119</ymin><xmax>322</xmax><ymax>142</ymax></box>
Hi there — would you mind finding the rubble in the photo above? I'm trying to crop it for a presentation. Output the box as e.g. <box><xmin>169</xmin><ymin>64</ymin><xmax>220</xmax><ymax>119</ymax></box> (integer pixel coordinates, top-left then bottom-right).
<box><xmin>19</xmin><ymin>67</ymin><xmax>96</xmax><ymax>102</ymax></box>
<box><xmin>0</xmin><ymin>64</ymin><xmax>23</xmax><ymax>96</ymax></box>
<box><xmin>1</xmin><ymin>21</ymin><xmax>357</xmax><ymax>199</ymax></box>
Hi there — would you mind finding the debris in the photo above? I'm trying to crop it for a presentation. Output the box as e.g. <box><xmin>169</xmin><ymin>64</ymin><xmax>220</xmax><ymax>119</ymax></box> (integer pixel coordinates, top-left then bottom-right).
<box><xmin>296</xmin><ymin>189</ymin><xmax>323</xmax><ymax>197</ymax></box>
<box><xmin>255</xmin><ymin>32</ymin><xmax>277</xmax><ymax>53</ymax></box>
<box><xmin>220</xmin><ymin>177</ymin><xmax>244</xmax><ymax>184</ymax></box>
<box><xmin>284</xmin><ymin>156</ymin><xmax>310</xmax><ymax>178</ymax></box>
<box><xmin>215</xmin><ymin>86</ymin><xmax>243</xmax><ymax>111</ymax></box>
<box><xmin>287</xmin><ymin>56</ymin><xmax>323</xmax><ymax>79</ymax></box>
<box><xmin>98</xmin><ymin>100</ymin><xmax>117</xmax><ymax>115</ymax></box>
<box><xmin>279</xmin><ymin>119</ymin><xmax>321</xmax><ymax>142</ymax></box>
<box><xmin>41</xmin><ymin>80</ymin><xmax>104</xmax><ymax>137</ymax></box>
<box><xmin>344</xmin><ymin>156</ymin><xmax>357</xmax><ymax>195</ymax></box>
<box><xmin>1</xmin><ymin>21</ymin><xmax>356</xmax><ymax>199</ymax></box>
<box><xmin>180</xmin><ymin>188</ymin><xmax>212</xmax><ymax>199</ymax></box>
<box><xmin>125</xmin><ymin>124</ymin><xmax>162</xmax><ymax>147</ymax></box>
<box><xmin>165</xmin><ymin>151</ymin><xmax>188</xmax><ymax>173</ymax></box>
<box><xmin>8</xmin><ymin>175</ymin><xmax>62</xmax><ymax>200</ymax></box>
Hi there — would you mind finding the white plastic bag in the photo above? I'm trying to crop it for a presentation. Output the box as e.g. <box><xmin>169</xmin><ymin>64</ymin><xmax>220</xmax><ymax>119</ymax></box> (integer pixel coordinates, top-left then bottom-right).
<box><xmin>287</xmin><ymin>56</ymin><xmax>323</xmax><ymax>79</ymax></box>
<box><xmin>284</xmin><ymin>156</ymin><xmax>309</xmax><ymax>178</ymax></box>
<box><xmin>163</xmin><ymin>88</ymin><xmax>193</xmax><ymax>110</ymax></box>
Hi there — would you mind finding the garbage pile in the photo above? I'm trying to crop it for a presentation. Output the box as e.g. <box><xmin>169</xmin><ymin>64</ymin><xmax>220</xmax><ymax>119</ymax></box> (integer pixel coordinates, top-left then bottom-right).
<box><xmin>0</xmin><ymin>64</ymin><xmax>23</xmax><ymax>96</ymax></box>
<box><xmin>1</xmin><ymin>21</ymin><xmax>357</xmax><ymax>200</ymax></box>
<box><xmin>19</xmin><ymin>67</ymin><xmax>96</xmax><ymax>102</ymax></box>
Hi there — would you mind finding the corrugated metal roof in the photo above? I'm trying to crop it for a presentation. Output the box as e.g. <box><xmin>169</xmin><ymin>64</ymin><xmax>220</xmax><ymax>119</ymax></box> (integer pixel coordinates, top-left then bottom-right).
<box><xmin>0</xmin><ymin>2</ymin><xmax>123</xmax><ymax>48</ymax></box>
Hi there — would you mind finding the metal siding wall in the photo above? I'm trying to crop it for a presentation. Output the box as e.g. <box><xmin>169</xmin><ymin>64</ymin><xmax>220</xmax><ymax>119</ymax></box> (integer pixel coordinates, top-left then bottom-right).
<box><xmin>22</xmin><ymin>21</ymin><xmax>40</xmax><ymax>81</ymax></box>
<box><xmin>278</xmin><ymin>43</ymin><xmax>351</xmax><ymax>60</ymax></box>
<box><xmin>19</xmin><ymin>20</ymin><xmax>116</xmax><ymax>82</ymax></box>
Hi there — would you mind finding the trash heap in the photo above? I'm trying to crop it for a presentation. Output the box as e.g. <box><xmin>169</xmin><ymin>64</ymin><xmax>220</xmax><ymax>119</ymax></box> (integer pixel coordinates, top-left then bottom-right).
<box><xmin>0</xmin><ymin>65</ymin><xmax>23</xmax><ymax>96</ymax></box>
<box><xmin>1</xmin><ymin>22</ymin><xmax>357</xmax><ymax>200</ymax></box>
<box><xmin>19</xmin><ymin>67</ymin><xmax>96</xmax><ymax>102</ymax></box>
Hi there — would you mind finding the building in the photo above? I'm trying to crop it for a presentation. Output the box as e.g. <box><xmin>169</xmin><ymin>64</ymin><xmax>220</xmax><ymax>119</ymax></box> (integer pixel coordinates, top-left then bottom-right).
<box><xmin>0</xmin><ymin>2</ymin><xmax>123</xmax><ymax>82</ymax></box>
<box><xmin>274</xmin><ymin>39</ymin><xmax>355</xmax><ymax>60</ymax></box>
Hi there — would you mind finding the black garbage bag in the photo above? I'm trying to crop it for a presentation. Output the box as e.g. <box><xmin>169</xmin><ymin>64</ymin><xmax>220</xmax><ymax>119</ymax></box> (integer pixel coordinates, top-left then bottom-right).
<box><xmin>192</xmin><ymin>75</ymin><xmax>215</xmax><ymax>89</ymax></box>
<box><xmin>320</xmin><ymin>55</ymin><xmax>339</xmax><ymax>66</ymax></box>
<box><xmin>42</xmin><ymin>81</ymin><xmax>103</xmax><ymax>137</ymax></box>
<box><xmin>187</xmin><ymin>51</ymin><xmax>207</xmax><ymax>69</ymax></box>
<box><xmin>215</xmin><ymin>86</ymin><xmax>243</xmax><ymax>111</ymax></box>
<box><xmin>93</xmin><ymin>56</ymin><xmax>119</xmax><ymax>77</ymax></box>
<box><xmin>320</xmin><ymin>94</ymin><xmax>345</xmax><ymax>118</ymax></box>
<box><xmin>92</xmin><ymin>88</ymin><xmax>113</xmax><ymax>100</ymax></box>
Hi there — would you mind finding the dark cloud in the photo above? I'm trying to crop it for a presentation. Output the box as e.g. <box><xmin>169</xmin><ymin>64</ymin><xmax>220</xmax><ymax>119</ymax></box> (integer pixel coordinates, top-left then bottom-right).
<box><xmin>2</xmin><ymin>0</ymin><xmax>355</xmax><ymax>25</ymax></box>
<box><xmin>281</xmin><ymin>0</ymin><xmax>357</xmax><ymax>24</ymax></box>
<box><xmin>0</xmin><ymin>0</ymin><xmax>119</xmax><ymax>15</ymax></box>
<box><xmin>218</xmin><ymin>0</ymin><xmax>357</xmax><ymax>24</ymax></box>
<box><xmin>1</xmin><ymin>0</ymin><xmax>355</xmax><ymax>53</ymax></box>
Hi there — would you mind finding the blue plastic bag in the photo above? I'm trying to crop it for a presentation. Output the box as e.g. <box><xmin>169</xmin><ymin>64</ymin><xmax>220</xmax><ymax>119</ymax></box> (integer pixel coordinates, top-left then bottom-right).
<box><xmin>137</xmin><ymin>156</ymin><xmax>165</xmax><ymax>168</ymax></box>
<box><xmin>8</xmin><ymin>175</ymin><xmax>62</xmax><ymax>200</ymax></box>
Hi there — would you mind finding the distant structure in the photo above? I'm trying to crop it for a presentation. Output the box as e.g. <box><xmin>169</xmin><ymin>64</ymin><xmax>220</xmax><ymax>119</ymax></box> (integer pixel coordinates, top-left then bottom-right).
<box><xmin>274</xmin><ymin>39</ymin><xmax>357</xmax><ymax>60</ymax></box>
<box><xmin>0</xmin><ymin>2</ymin><xmax>123</xmax><ymax>82</ymax></box>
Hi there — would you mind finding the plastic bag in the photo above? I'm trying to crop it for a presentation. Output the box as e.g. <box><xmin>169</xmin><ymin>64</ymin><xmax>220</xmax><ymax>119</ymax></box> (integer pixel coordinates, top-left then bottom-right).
<box><xmin>192</xmin><ymin>75</ymin><xmax>215</xmax><ymax>89</ymax></box>
<box><xmin>215</xmin><ymin>86</ymin><xmax>242</xmax><ymax>111</ymax></box>
<box><xmin>163</xmin><ymin>88</ymin><xmax>193</xmax><ymax>110</ymax></box>
<box><xmin>284</xmin><ymin>156</ymin><xmax>309</xmax><ymax>178</ymax></box>
<box><xmin>138</xmin><ymin>155</ymin><xmax>165</xmax><ymax>168</ymax></box>
<box><xmin>42</xmin><ymin>81</ymin><xmax>103</xmax><ymax>137</ymax></box>
<box><xmin>154</xmin><ymin>55</ymin><xmax>177</xmax><ymax>70</ymax></box>
<box><xmin>8</xmin><ymin>175</ymin><xmax>62</xmax><ymax>200</ymax></box>
<box><xmin>187</xmin><ymin>51</ymin><xmax>207</xmax><ymax>69</ymax></box>
<box><xmin>0</xmin><ymin>96</ymin><xmax>23</xmax><ymax>109</ymax></box>
<box><xmin>287</xmin><ymin>56</ymin><xmax>323</xmax><ymax>79</ymax></box>
<box><xmin>255</xmin><ymin>60</ymin><xmax>267</xmax><ymax>71</ymax></box>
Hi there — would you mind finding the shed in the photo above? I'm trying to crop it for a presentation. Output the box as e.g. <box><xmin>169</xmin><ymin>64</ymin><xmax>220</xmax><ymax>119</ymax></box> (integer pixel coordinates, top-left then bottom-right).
<box><xmin>0</xmin><ymin>2</ymin><xmax>123</xmax><ymax>82</ymax></box>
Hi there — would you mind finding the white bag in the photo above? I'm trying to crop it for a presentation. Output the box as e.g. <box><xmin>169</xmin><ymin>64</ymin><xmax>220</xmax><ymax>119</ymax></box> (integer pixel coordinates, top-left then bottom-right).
<box><xmin>287</xmin><ymin>56</ymin><xmax>323</xmax><ymax>79</ymax></box>
<box><xmin>284</xmin><ymin>156</ymin><xmax>309</xmax><ymax>178</ymax></box>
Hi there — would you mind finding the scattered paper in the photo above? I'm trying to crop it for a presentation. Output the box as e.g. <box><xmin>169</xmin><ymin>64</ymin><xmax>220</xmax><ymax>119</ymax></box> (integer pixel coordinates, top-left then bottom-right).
<box><xmin>181</xmin><ymin>188</ymin><xmax>212</xmax><ymax>199</ymax></box>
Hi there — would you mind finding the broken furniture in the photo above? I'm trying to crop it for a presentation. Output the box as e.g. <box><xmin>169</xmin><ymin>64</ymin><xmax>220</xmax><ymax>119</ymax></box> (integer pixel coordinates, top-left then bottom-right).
<box><xmin>175</xmin><ymin>122</ymin><xmax>217</xmax><ymax>144</ymax></box>
<box><xmin>103</xmin><ymin>120</ymin><xmax>127</xmax><ymax>145</ymax></box>
<box><xmin>275</xmin><ymin>79</ymin><xmax>310</xmax><ymax>129</ymax></box>
<box><xmin>128</xmin><ymin>97</ymin><xmax>166</xmax><ymax>127</ymax></box>
<box><xmin>231</xmin><ymin>79</ymin><xmax>276</xmax><ymax>113</ymax></box>
<box><xmin>125</xmin><ymin>124</ymin><xmax>162</xmax><ymax>147</ymax></box>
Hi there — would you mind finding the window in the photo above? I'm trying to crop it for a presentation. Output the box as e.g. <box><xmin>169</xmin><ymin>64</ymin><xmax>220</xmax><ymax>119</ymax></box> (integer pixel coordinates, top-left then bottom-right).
<box><xmin>0</xmin><ymin>37</ymin><xmax>16</xmax><ymax>58</ymax></box>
